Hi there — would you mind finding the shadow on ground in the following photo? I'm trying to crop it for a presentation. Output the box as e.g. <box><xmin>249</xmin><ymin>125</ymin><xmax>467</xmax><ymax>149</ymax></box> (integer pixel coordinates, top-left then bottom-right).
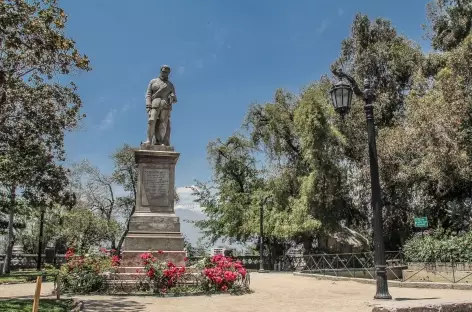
<box><xmin>394</xmin><ymin>297</ymin><xmax>440</xmax><ymax>301</ymax></box>
<box><xmin>84</xmin><ymin>297</ymin><xmax>147</xmax><ymax>312</ymax></box>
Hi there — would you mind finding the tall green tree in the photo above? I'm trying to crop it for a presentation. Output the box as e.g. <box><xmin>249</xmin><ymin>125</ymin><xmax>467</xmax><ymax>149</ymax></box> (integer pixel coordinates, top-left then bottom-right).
<box><xmin>194</xmin><ymin>2</ymin><xmax>472</xmax><ymax>254</ymax></box>
<box><xmin>425</xmin><ymin>0</ymin><xmax>472</xmax><ymax>52</ymax></box>
<box><xmin>193</xmin><ymin>135</ymin><xmax>263</xmax><ymax>244</ymax></box>
<box><xmin>0</xmin><ymin>0</ymin><xmax>90</xmax><ymax>273</ymax></box>
<box><xmin>330</xmin><ymin>13</ymin><xmax>425</xmax><ymax>248</ymax></box>
<box><xmin>195</xmin><ymin>84</ymin><xmax>355</xmax><ymax>254</ymax></box>
<box><xmin>380</xmin><ymin>33</ymin><xmax>472</xmax><ymax>233</ymax></box>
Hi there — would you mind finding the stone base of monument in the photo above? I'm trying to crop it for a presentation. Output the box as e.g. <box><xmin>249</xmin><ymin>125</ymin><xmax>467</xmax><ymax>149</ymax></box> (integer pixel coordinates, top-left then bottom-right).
<box><xmin>120</xmin><ymin>250</ymin><xmax>186</xmax><ymax>268</ymax></box>
<box><xmin>110</xmin><ymin>144</ymin><xmax>187</xmax><ymax>286</ymax></box>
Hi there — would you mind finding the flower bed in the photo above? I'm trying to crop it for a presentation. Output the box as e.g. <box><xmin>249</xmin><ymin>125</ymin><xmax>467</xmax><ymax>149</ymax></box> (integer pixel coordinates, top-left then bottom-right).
<box><xmin>130</xmin><ymin>252</ymin><xmax>250</xmax><ymax>295</ymax></box>
<box><xmin>58</xmin><ymin>248</ymin><xmax>250</xmax><ymax>296</ymax></box>
<box><xmin>58</xmin><ymin>247</ymin><xmax>120</xmax><ymax>294</ymax></box>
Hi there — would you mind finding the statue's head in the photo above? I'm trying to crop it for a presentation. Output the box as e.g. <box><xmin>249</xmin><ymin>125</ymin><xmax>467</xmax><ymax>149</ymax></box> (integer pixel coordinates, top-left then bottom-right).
<box><xmin>159</xmin><ymin>65</ymin><xmax>171</xmax><ymax>81</ymax></box>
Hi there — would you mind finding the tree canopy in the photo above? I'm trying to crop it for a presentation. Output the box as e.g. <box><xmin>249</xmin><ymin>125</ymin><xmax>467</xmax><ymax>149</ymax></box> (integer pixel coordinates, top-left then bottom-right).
<box><xmin>194</xmin><ymin>0</ymin><xmax>472</xmax><ymax>255</ymax></box>
<box><xmin>0</xmin><ymin>0</ymin><xmax>90</xmax><ymax>273</ymax></box>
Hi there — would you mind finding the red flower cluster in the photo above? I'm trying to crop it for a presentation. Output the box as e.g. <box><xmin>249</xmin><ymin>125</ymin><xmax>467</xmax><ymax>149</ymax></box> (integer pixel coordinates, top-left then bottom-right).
<box><xmin>65</xmin><ymin>247</ymin><xmax>75</xmax><ymax>260</ymax></box>
<box><xmin>139</xmin><ymin>252</ymin><xmax>187</xmax><ymax>293</ymax></box>
<box><xmin>140</xmin><ymin>252</ymin><xmax>156</xmax><ymax>265</ymax></box>
<box><xmin>163</xmin><ymin>262</ymin><xmax>186</xmax><ymax>287</ymax></box>
<box><xmin>64</xmin><ymin>246</ymin><xmax>121</xmax><ymax>273</ymax></box>
<box><xmin>203</xmin><ymin>255</ymin><xmax>247</xmax><ymax>291</ymax></box>
<box><xmin>111</xmin><ymin>255</ymin><xmax>120</xmax><ymax>267</ymax></box>
<box><xmin>138</xmin><ymin>252</ymin><xmax>248</xmax><ymax>294</ymax></box>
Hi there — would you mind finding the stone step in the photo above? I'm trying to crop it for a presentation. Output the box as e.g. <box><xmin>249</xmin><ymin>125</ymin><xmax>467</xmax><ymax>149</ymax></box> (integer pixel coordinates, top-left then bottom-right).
<box><xmin>121</xmin><ymin>250</ymin><xmax>186</xmax><ymax>267</ymax></box>
<box><xmin>116</xmin><ymin>266</ymin><xmax>146</xmax><ymax>274</ymax></box>
<box><xmin>109</xmin><ymin>272</ymin><xmax>201</xmax><ymax>281</ymax></box>
<box><xmin>108</xmin><ymin>272</ymin><xmax>144</xmax><ymax>280</ymax></box>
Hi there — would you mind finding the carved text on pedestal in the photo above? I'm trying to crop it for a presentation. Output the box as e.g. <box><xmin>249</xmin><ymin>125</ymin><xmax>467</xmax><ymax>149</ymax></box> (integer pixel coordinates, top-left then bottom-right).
<box><xmin>143</xmin><ymin>168</ymin><xmax>169</xmax><ymax>200</ymax></box>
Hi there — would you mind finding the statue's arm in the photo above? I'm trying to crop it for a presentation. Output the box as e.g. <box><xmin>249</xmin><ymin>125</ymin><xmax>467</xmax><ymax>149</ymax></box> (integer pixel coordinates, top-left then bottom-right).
<box><xmin>170</xmin><ymin>84</ymin><xmax>177</xmax><ymax>104</ymax></box>
<box><xmin>145</xmin><ymin>80</ymin><xmax>153</xmax><ymax>108</ymax></box>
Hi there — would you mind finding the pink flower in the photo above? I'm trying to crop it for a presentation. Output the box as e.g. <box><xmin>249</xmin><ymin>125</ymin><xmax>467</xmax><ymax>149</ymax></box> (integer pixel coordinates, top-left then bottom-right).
<box><xmin>238</xmin><ymin>268</ymin><xmax>247</xmax><ymax>277</ymax></box>
<box><xmin>111</xmin><ymin>255</ymin><xmax>120</xmax><ymax>267</ymax></box>
<box><xmin>140</xmin><ymin>252</ymin><xmax>152</xmax><ymax>260</ymax></box>
<box><xmin>65</xmin><ymin>247</ymin><xmax>75</xmax><ymax>260</ymax></box>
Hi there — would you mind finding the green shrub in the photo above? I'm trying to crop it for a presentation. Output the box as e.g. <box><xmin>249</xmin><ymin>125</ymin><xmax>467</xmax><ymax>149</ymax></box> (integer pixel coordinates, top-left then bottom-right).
<box><xmin>403</xmin><ymin>231</ymin><xmax>472</xmax><ymax>263</ymax></box>
<box><xmin>59</xmin><ymin>247</ymin><xmax>118</xmax><ymax>294</ymax></box>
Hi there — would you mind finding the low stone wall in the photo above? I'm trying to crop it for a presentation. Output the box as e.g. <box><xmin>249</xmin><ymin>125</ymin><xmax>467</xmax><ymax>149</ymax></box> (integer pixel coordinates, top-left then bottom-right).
<box><xmin>372</xmin><ymin>302</ymin><xmax>472</xmax><ymax>312</ymax></box>
<box><xmin>403</xmin><ymin>262</ymin><xmax>472</xmax><ymax>283</ymax></box>
<box><xmin>301</xmin><ymin>267</ymin><xmax>405</xmax><ymax>280</ymax></box>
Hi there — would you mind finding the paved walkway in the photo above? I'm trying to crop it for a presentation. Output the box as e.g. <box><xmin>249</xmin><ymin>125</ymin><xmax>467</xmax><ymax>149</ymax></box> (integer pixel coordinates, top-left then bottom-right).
<box><xmin>1</xmin><ymin>273</ymin><xmax>471</xmax><ymax>311</ymax></box>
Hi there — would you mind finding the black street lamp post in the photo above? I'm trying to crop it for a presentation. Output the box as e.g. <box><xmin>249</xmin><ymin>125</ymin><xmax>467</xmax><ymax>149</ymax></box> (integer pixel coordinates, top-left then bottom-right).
<box><xmin>259</xmin><ymin>196</ymin><xmax>270</xmax><ymax>273</ymax></box>
<box><xmin>259</xmin><ymin>200</ymin><xmax>265</xmax><ymax>272</ymax></box>
<box><xmin>37</xmin><ymin>206</ymin><xmax>45</xmax><ymax>271</ymax></box>
<box><xmin>330</xmin><ymin>75</ymin><xmax>392</xmax><ymax>300</ymax></box>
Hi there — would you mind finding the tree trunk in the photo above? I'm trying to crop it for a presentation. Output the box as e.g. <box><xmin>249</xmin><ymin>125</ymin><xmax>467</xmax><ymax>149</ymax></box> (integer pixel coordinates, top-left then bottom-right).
<box><xmin>116</xmin><ymin>204</ymin><xmax>136</xmax><ymax>253</ymax></box>
<box><xmin>110</xmin><ymin>236</ymin><xmax>116</xmax><ymax>251</ymax></box>
<box><xmin>3</xmin><ymin>185</ymin><xmax>16</xmax><ymax>274</ymax></box>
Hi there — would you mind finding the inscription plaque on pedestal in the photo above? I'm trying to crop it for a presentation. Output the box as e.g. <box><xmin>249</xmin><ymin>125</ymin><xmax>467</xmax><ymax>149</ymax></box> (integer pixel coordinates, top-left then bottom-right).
<box><xmin>143</xmin><ymin>168</ymin><xmax>169</xmax><ymax>199</ymax></box>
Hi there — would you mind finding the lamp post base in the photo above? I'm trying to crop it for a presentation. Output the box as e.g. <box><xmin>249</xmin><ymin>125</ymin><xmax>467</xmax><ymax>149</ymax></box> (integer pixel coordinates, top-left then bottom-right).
<box><xmin>374</xmin><ymin>293</ymin><xmax>393</xmax><ymax>300</ymax></box>
<box><xmin>373</xmin><ymin>265</ymin><xmax>392</xmax><ymax>300</ymax></box>
<box><xmin>258</xmin><ymin>269</ymin><xmax>269</xmax><ymax>273</ymax></box>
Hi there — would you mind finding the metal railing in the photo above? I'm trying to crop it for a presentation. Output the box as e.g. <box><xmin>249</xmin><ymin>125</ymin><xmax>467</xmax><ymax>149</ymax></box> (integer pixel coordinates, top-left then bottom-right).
<box><xmin>190</xmin><ymin>251</ymin><xmax>472</xmax><ymax>284</ymax></box>
<box><xmin>271</xmin><ymin>251</ymin><xmax>405</xmax><ymax>279</ymax></box>
<box><xmin>187</xmin><ymin>255</ymin><xmax>271</xmax><ymax>271</ymax></box>
<box><xmin>2</xmin><ymin>251</ymin><xmax>471</xmax><ymax>284</ymax></box>
<box><xmin>0</xmin><ymin>253</ymin><xmax>66</xmax><ymax>270</ymax></box>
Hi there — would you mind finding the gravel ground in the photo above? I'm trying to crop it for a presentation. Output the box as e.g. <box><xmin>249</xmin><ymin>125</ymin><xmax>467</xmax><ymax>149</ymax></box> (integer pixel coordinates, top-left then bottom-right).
<box><xmin>1</xmin><ymin>273</ymin><xmax>471</xmax><ymax>312</ymax></box>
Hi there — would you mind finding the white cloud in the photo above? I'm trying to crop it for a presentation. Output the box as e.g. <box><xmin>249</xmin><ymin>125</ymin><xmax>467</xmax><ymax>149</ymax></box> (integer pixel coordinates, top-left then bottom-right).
<box><xmin>338</xmin><ymin>8</ymin><xmax>344</xmax><ymax>16</ymax></box>
<box><xmin>177</xmin><ymin>66</ymin><xmax>185</xmax><ymax>76</ymax></box>
<box><xmin>175</xmin><ymin>186</ymin><xmax>201</xmax><ymax>211</ymax></box>
<box><xmin>316</xmin><ymin>20</ymin><xmax>328</xmax><ymax>34</ymax></box>
<box><xmin>99</xmin><ymin>108</ymin><xmax>117</xmax><ymax>130</ymax></box>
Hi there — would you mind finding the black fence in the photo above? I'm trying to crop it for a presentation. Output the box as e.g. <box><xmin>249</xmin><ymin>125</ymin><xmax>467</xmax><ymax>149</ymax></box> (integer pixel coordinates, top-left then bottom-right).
<box><xmin>189</xmin><ymin>252</ymin><xmax>472</xmax><ymax>283</ymax></box>
<box><xmin>3</xmin><ymin>251</ymin><xmax>472</xmax><ymax>284</ymax></box>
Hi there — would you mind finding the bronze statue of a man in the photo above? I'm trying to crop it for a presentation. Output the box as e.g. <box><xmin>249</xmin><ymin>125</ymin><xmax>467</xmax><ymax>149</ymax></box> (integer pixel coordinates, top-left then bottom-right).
<box><xmin>144</xmin><ymin>65</ymin><xmax>177</xmax><ymax>146</ymax></box>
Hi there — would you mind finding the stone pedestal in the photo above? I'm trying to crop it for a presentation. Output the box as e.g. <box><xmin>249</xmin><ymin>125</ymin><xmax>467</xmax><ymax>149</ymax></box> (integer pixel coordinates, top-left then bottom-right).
<box><xmin>120</xmin><ymin>144</ymin><xmax>186</xmax><ymax>270</ymax></box>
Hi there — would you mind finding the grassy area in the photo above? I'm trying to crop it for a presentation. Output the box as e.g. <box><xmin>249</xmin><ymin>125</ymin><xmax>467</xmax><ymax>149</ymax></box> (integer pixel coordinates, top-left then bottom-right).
<box><xmin>0</xmin><ymin>299</ymin><xmax>74</xmax><ymax>312</ymax></box>
<box><xmin>0</xmin><ymin>275</ymin><xmax>30</xmax><ymax>284</ymax></box>
<box><xmin>0</xmin><ymin>270</ymin><xmax>56</xmax><ymax>284</ymax></box>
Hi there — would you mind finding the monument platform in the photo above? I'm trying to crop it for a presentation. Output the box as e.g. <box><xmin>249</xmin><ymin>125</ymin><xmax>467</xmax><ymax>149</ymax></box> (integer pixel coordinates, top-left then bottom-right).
<box><xmin>120</xmin><ymin>144</ymin><xmax>186</xmax><ymax>272</ymax></box>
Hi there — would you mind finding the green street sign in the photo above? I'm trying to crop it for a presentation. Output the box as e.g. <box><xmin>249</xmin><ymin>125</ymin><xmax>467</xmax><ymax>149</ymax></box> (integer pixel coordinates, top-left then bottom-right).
<box><xmin>414</xmin><ymin>217</ymin><xmax>428</xmax><ymax>228</ymax></box>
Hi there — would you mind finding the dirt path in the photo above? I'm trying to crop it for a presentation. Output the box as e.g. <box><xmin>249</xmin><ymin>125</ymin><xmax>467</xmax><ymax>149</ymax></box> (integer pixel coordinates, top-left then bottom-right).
<box><xmin>1</xmin><ymin>273</ymin><xmax>471</xmax><ymax>311</ymax></box>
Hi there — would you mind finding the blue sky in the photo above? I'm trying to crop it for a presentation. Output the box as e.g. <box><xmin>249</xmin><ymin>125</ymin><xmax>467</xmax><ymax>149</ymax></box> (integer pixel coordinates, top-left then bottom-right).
<box><xmin>62</xmin><ymin>0</ymin><xmax>431</xmax><ymax>193</ymax></box>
